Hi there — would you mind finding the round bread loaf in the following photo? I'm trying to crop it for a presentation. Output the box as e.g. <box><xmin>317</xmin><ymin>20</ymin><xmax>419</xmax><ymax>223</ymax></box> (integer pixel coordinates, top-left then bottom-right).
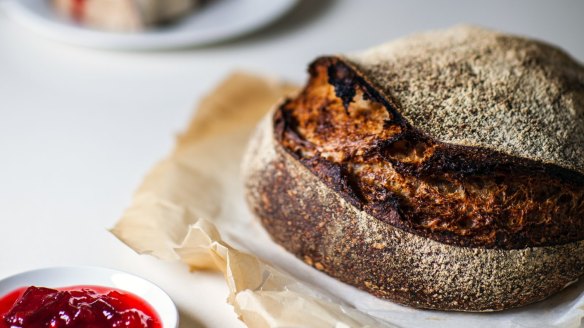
<box><xmin>242</xmin><ymin>26</ymin><xmax>584</xmax><ymax>311</ymax></box>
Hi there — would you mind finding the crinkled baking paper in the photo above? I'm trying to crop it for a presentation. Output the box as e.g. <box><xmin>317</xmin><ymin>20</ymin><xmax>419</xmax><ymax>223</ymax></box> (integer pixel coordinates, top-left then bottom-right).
<box><xmin>112</xmin><ymin>73</ymin><xmax>584</xmax><ymax>328</ymax></box>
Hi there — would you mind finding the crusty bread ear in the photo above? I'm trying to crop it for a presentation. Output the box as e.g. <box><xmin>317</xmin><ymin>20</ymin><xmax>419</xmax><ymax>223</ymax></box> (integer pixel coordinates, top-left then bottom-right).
<box><xmin>242</xmin><ymin>112</ymin><xmax>584</xmax><ymax>312</ymax></box>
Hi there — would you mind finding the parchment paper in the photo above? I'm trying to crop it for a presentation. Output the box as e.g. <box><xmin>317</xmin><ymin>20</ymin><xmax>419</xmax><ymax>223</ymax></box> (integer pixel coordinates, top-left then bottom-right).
<box><xmin>111</xmin><ymin>73</ymin><xmax>584</xmax><ymax>328</ymax></box>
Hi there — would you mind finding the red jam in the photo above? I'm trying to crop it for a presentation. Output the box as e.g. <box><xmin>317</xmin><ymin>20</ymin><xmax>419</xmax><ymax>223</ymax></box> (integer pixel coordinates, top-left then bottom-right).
<box><xmin>0</xmin><ymin>286</ymin><xmax>162</xmax><ymax>328</ymax></box>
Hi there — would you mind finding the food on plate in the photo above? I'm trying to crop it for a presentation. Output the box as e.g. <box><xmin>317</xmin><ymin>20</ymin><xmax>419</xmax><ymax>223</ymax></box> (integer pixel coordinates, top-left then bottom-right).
<box><xmin>0</xmin><ymin>285</ymin><xmax>161</xmax><ymax>327</ymax></box>
<box><xmin>52</xmin><ymin>0</ymin><xmax>201</xmax><ymax>32</ymax></box>
<box><xmin>242</xmin><ymin>25</ymin><xmax>584</xmax><ymax>311</ymax></box>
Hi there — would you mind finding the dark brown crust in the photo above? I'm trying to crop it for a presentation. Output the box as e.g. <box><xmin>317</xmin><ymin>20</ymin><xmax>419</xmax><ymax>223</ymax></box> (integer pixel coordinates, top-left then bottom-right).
<box><xmin>241</xmin><ymin>115</ymin><xmax>584</xmax><ymax>311</ymax></box>
<box><xmin>274</xmin><ymin>57</ymin><xmax>584</xmax><ymax>250</ymax></box>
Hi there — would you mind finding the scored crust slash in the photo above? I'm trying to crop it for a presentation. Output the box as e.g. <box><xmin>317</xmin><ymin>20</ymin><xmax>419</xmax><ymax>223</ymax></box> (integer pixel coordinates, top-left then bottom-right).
<box><xmin>242</xmin><ymin>25</ymin><xmax>584</xmax><ymax>312</ymax></box>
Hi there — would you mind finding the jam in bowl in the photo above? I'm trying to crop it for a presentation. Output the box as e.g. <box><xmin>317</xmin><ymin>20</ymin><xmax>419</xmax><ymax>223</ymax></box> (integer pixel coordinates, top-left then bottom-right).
<box><xmin>0</xmin><ymin>267</ymin><xmax>177</xmax><ymax>328</ymax></box>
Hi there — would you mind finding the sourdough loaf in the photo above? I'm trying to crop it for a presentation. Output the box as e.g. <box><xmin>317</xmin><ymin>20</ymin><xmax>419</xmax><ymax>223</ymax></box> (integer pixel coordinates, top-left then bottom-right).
<box><xmin>242</xmin><ymin>26</ymin><xmax>584</xmax><ymax>311</ymax></box>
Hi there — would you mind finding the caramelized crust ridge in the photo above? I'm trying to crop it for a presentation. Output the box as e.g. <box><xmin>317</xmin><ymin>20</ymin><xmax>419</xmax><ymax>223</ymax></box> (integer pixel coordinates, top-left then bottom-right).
<box><xmin>275</xmin><ymin>57</ymin><xmax>584</xmax><ymax>249</ymax></box>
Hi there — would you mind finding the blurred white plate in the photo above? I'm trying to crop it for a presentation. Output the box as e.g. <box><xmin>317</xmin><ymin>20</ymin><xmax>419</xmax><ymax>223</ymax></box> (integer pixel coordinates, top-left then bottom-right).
<box><xmin>1</xmin><ymin>0</ymin><xmax>298</xmax><ymax>50</ymax></box>
<box><xmin>0</xmin><ymin>266</ymin><xmax>178</xmax><ymax>328</ymax></box>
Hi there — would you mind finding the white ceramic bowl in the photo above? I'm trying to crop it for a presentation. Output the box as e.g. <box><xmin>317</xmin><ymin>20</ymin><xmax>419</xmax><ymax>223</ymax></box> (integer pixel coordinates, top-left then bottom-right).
<box><xmin>0</xmin><ymin>266</ymin><xmax>178</xmax><ymax>328</ymax></box>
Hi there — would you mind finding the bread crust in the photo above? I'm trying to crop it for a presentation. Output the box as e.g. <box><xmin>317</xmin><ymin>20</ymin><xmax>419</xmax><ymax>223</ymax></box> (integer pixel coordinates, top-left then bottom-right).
<box><xmin>348</xmin><ymin>25</ymin><xmax>584</xmax><ymax>176</ymax></box>
<box><xmin>242</xmin><ymin>114</ymin><xmax>584</xmax><ymax>311</ymax></box>
<box><xmin>242</xmin><ymin>26</ymin><xmax>584</xmax><ymax>311</ymax></box>
<box><xmin>275</xmin><ymin>57</ymin><xmax>584</xmax><ymax>250</ymax></box>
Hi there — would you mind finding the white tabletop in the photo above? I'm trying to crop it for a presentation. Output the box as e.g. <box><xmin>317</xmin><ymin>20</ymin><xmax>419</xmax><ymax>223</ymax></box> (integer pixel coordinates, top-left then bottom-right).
<box><xmin>0</xmin><ymin>1</ymin><xmax>583</xmax><ymax>327</ymax></box>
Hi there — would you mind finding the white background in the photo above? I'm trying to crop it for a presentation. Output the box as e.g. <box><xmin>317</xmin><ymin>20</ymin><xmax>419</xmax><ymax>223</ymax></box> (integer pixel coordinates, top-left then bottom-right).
<box><xmin>0</xmin><ymin>1</ymin><xmax>583</xmax><ymax>327</ymax></box>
